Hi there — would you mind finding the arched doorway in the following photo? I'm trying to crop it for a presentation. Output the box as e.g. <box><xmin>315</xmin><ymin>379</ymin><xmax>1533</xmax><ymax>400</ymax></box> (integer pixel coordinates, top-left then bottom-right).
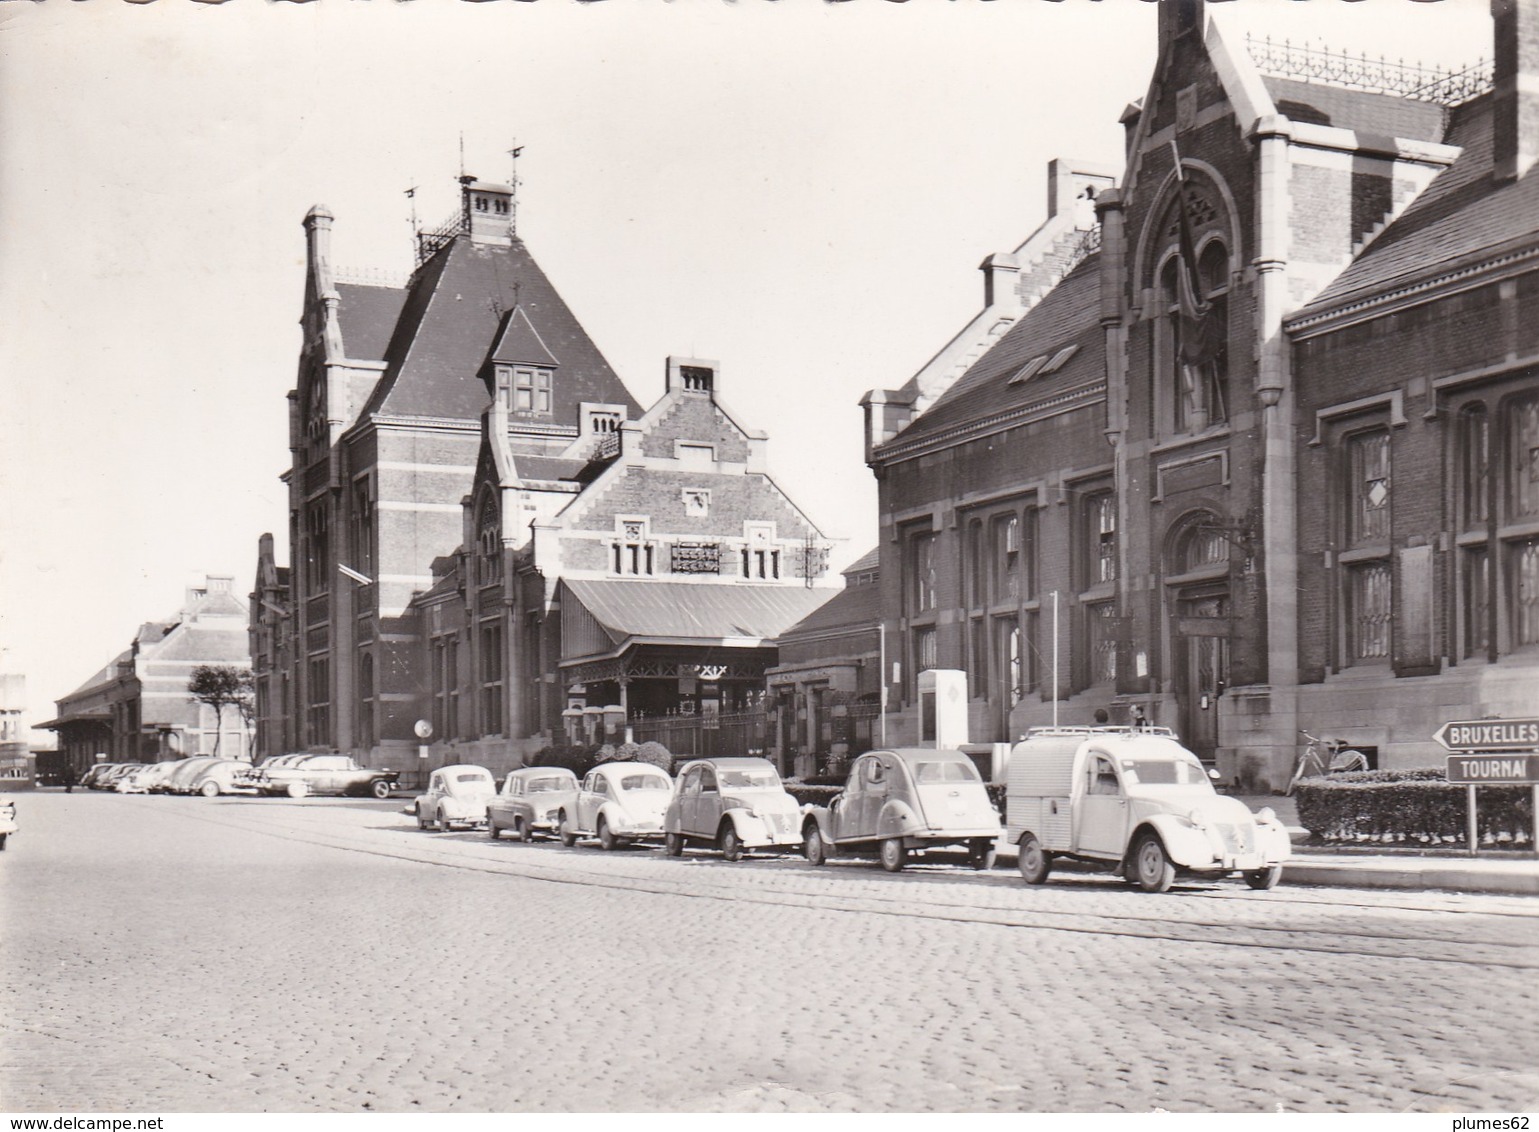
<box><xmin>1166</xmin><ymin>514</ymin><xmax>1231</xmax><ymax>763</ymax></box>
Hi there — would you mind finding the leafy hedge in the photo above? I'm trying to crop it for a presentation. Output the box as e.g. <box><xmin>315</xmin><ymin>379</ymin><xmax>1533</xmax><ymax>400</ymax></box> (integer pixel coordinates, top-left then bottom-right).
<box><xmin>1295</xmin><ymin>768</ymin><xmax>1533</xmax><ymax>846</ymax></box>
<box><xmin>784</xmin><ymin>783</ymin><xmax>842</xmax><ymax>808</ymax></box>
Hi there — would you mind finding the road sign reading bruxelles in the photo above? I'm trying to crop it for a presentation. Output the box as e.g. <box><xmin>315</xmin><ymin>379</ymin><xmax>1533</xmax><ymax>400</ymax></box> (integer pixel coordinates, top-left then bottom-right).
<box><xmin>1432</xmin><ymin>718</ymin><xmax>1539</xmax><ymax>753</ymax></box>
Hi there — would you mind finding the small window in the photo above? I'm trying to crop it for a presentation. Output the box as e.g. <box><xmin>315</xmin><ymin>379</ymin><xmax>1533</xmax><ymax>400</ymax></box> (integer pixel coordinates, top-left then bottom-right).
<box><xmin>514</xmin><ymin>367</ymin><xmax>553</xmax><ymax>416</ymax></box>
<box><xmin>1008</xmin><ymin>356</ymin><xmax>1050</xmax><ymax>385</ymax></box>
<box><xmin>1038</xmin><ymin>344</ymin><xmax>1080</xmax><ymax>375</ymax></box>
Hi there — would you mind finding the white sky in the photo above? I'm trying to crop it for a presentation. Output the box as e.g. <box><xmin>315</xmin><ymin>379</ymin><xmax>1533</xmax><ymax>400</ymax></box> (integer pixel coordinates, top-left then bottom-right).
<box><xmin>0</xmin><ymin>0</ymin><xmax>1492</xmax><ymax>730</ymax></box>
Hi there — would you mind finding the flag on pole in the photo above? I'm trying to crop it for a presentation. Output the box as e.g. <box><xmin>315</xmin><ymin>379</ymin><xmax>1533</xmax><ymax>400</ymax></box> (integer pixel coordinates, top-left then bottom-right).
<box><xmin>1170</xmin><ymin>141</ymin><xmax>1224</xmax><ymax>369</ymax></box>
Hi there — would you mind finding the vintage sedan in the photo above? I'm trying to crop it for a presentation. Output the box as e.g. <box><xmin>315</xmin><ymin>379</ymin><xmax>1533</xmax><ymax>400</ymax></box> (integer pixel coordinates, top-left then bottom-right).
<box><xmin>558</xmin><ymin>762</ymin><xmax>673</xmax><ymax>850</ymax></box>
<box><xmin>0</xmin><ymin>793</ymin><xmax>15</xmax><ymax>850</ymax></box>
<box><xmin>249</xmin><ymin>754</ymin><xmax>399</xmax><ymax>799</ymax></box>
<box><xmin>78</xmin><ymin>764</ymin><xmax>119</xmax><ymax>790</ymax></box>
<box><xmin>802</xmin><ymin>748</ymin><xmax>1003</xmax><ymax>873</ymax></box>
<box><xmin>487</xmin><ymin>766</ymin><xmax>579</xmax><ymax>842</ymax></box>
<box><xmin>184</xmin><ymin>759</ymin><xmax>257</xmax><ymax>798</ymax></box>
<box><xmin>663</xmin><ymin>757</ymin><xmax>801</xmax><ymax>861</ymax></box>
<box><xmin>413</xmin><ymin>764</ymin><xmax>498</xmax><ymax>831</ymax></box>
<box><xmin>164</xmin><ymin>757</ymin><xmax>222</xmax><ymax>794</ymax></box>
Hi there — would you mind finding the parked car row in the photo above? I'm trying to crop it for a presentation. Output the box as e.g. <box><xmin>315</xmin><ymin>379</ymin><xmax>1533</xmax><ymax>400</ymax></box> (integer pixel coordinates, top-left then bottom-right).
<box><xmin>73</xmin><ymin>753</ymin><xmax>400</xmax><ymax>800</ymax></box>
<box><xmin>406</xmin><ymin>730</ymin><xmax>1292</xmax><ymax>893</ymax></box>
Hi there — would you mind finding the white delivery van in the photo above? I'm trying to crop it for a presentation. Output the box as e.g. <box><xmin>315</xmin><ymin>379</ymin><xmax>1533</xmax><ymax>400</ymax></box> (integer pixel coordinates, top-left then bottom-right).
<box><xmin>1006</xmin><ymin>727</ymin><xmax>1291</xmax><ymax>892</ymax></box>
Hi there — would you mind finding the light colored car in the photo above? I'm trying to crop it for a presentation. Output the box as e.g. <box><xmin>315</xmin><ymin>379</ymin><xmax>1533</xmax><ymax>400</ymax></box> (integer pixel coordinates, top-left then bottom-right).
<box><xmin>802</xmin><ymin>748</ymin><xmax>1003</xmax><ymax>873</ymax></box>
<box><xmin>487</xmin><ymin>766</ymin><xmax>579</xmax><ymax>841</ymax></box>
<box><xmin>413</xmin><ymin>764</ymin><xmax>498</xmax><ymax>831</ymax></box>
<box><xmin>165</xmin><ymin>757</ymin><xmax>222</xmax><ymax>794</ymax></box>
<box><xmin>142</xmin><ymin>760</ymin><xmax>195</xmax><ymax>793</ymax></box>
<box><xmin>0</xmin><ymin>794</ymin><xmax>15</xmax><ymax>850</ymax></box>
<box><xmin>185</xmin><ymin>758</ymin><xmax>256</xmax><ymax>798</ymax></box>
<box><xmin>116</xmin><ymin>761</ymin><xmax>183</xmax><ymax>794</ymax></box>
<box><xmin>97</xmin><ymin>764</ymin><xmax>145</xmax><ymax>790</ymax></box>
<box><xmin>78</xmin><ymin>764</ymin><xmax>118</xmax><ymax>789</ymax></box>
<box><xmin>1006</xmin><ymin>727</ymin><xmax>1292</xmax><ymax>892</ymax></box>
<box><xmin>663</xmin><ymin>757</ymin><xmax>801</xmax><ymax>861</ymax></box>
<box><xmin>558</xmin><ymin>762</ymin><xmax>673</xmax><ymax>850</ymax></box>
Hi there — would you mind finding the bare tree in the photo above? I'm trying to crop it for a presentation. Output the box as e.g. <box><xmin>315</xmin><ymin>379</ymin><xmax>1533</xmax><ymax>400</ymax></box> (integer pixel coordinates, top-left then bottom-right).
<box><xmin>187</xmin><ymin>665</ymin><xmax>254</xmax><ymax>759</ymax></box>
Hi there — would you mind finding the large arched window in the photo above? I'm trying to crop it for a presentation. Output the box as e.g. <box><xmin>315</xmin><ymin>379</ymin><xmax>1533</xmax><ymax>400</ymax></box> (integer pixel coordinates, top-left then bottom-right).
<box><xmin>1154</xmin><ymin>183</ymin><xmax>1230</xmax><ymax>434</ymax></box>
<box><xmin>476</xmin><ymin>495</ymin><xmax>502</xmax><ymax>586</ymax></box>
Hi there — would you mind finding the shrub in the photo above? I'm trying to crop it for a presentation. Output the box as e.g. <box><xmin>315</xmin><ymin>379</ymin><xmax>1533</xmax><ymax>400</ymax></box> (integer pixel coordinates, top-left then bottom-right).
<box><xmin>635</xmin><ymin>742</ymin><xmax>672</xmax><ymax>771</ymax></box>
<box><xmin>784</xmin><ymin>784</ymin><xmax>842</xmax><ymax>808</ymax></box>
<box><xmin>530</xmin><ymin>744</ymin><xmax>599</xmax><ymax>777</ymax></box>
<box><xmin>610</xmin><ymin>742</ymin><xmax>641</xmax><ymax>764</ymax></box>
<box><xmin>591</xmin><ymin>743</ymin><xmax>617</xmax><ymax>765</ymax></box>
<box><xmin>1294</xmin><ymin>775</ymin><xmax>1533</xmax><ymax>846</ymax></box>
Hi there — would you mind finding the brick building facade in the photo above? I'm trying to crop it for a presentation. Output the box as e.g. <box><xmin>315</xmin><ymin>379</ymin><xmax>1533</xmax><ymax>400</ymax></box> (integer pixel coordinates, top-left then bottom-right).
<box><xmin>863</xmin><ymin>0</ymin><xmax>1539</xmax><ymax>790</ymax></box>
<box><xmin>253</xmin><ymin>177</ymin><xmax>836</xmax><ymax>775</ymax></box>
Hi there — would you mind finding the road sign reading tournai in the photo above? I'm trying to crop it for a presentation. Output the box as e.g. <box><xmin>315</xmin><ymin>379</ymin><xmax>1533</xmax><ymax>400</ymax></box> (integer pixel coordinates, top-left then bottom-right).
<box><xmin>1432</xmin><ymin>718</ymin><xmax>1539</xmax><ymax>753</ymax></box>
<box><xmin>1445</xmin><ymin>754</ymin><xmax>1539</xmax><ymax>784</ymax></box>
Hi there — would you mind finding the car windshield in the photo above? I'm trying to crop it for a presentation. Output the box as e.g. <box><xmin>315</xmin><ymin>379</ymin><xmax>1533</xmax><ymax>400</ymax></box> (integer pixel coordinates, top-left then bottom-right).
<box><xmin>717</xmin><ymin>769</ymin><xmax>779</xmax><ymax>790</ymax></box>
<box><xmin>527</xmin><ymin>776</ymin><xmax>572</xmax><ymax>793</ymax></box>
<box><xmin>620</xmin><ymin>774</ymin><xmax>671</xmax><ymax>792</ymax></box>
<box><xmin>1120</xmin><ymin>760</ymin><xmax>1211</xmax><ymax>787</ymax></box>
<box><xmin>912</xmin><ymin>760</ymin><xmax>980</xmax><ymax>784</ymax></box>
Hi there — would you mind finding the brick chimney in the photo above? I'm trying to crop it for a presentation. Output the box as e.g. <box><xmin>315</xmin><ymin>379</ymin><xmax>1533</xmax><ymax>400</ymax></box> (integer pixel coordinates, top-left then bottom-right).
<box><xmin>1158</xmin><ymin>0</ymin><xmax>1204</xmax><ymax>55</ymax></box>
<box><xmin>461</xmin><ymin>176</ymin><xmax>514</xmax><ymax>246</ymax></box>
<box><xmin>1493</xmin><ymin>0</ymin><xmax>1539</xmax><ymax>183</ymax></box>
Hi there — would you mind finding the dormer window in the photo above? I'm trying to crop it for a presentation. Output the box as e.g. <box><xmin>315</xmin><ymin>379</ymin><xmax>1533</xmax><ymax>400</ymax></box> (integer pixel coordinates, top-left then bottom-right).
<box><xmin>514</xmin><ymin>366</ymin><xmax>553</xmax><ymax>416</ymax></box>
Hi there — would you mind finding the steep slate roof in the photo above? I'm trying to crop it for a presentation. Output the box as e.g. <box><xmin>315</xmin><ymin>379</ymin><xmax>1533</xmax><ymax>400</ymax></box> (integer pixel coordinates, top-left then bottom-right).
<box><xmin>60</xmin><ymin>650</ymin><xmax>132</xmax><ymax>700</ymax></box>
<box><xmin>1298</xmin><ymin>91</ymin><xmax>1539</xmax><ymax>314</ymax></box>
<box><xmin>336</xmin><ymin>283</ymin><xmax>408</xmax><ymax>362</ymax></box>
<box><xmin>365</xmin><ymin>236</ymin><xmax>641</xmax><ymax>422</ymax></box>
<box><xmin>884</xmin><ymin>255</ymin><xmax>1105</xmax><ymax>449</ymax></box>
<box><xmin>562</xmin><ymin>579</ymin><xmax>833</xmax><ymax>654</ymax></box>
<box><xmin>1262</xmin><ymin>77</ymin><xmax>1449</xmax><ymax>142</ymax></box>
<box><xmin>777</xmin><ymin>582</ymin><xmax>880</xmax><ymax>643</ymax></box>
<box><xmin>842</xmin><ymin>547</ymin><xmax>879</xmax><ymax>577</ymax></box>
<box><xmin>512</xmin><ymin>453</ymin><xmax>588</xmax><ymax>483</ymax></box>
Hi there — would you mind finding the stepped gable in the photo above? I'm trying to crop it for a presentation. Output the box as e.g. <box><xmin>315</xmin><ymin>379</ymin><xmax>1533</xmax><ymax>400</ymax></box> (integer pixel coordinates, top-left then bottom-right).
<box><xmin>1298</xmin><ymin>91</ymin><xmax>1539</xmax><ymax>314</ymax></box>
<box><xmin>366</xmin><ymin>236</ymin><xmax>640</xmax><ymax>423</ymax></box>
<box><xmin>335</xmin><ymin>283</ymin><xmax>407</xmax><ymax>362</ymax></box>
<box><xmin>882</xmin><ymin>255</ymin><xmax>1104</xmax><ymax>449</ymax></box>
<box><xmin>1262</xmin><ymin>76</ymin><xmax>1450</xmax><ymax>142</ymax></box>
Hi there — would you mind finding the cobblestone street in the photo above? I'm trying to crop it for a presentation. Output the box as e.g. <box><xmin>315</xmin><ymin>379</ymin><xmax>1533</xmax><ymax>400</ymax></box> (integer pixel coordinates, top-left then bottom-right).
<box><xmin>2</xmin><ymin>792</ymin><xmax>1537</xmax><ymax>1113</ymax></box>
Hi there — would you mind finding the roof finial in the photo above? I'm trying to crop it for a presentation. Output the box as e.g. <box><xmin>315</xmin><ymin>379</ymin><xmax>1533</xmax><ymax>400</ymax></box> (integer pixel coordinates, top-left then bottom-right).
<box><xmin>508</xmin><ymin>140</ymin><xmax>525</xmax><ymax>236</ymax></box>
<box><xmin>459</xmin><ymin>133</ymin><xmax>466</xmax><ymax>180</ymax></box>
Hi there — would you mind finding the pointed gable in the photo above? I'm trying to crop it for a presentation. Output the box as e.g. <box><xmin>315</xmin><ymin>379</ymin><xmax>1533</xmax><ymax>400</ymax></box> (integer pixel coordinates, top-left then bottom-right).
<box><xmin>487</xmin><ymin>306</ymin><xmax>560</xmax><ymax>370</ymax></box>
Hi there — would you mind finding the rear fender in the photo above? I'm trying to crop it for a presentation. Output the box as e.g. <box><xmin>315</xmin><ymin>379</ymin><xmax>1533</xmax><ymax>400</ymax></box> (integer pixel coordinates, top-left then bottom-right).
<box><xmin>876</xmin><ymin>800</ymin><xmax>922</xmax><ymax>839</ymax></box>
<box><xmin>801</xmin><ymin>805</ymin><xmax>834</xmax><ymax>843</ymax></box>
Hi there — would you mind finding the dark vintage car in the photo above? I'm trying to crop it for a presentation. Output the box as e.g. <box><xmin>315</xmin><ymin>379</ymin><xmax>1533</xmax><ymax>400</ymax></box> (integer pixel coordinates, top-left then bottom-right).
<box><xmin>801</xmin><ymin>748</ymin><xmax>1003</xmax><ymax>873</ymax></box>
<box><xmin>248</xmin><ymin>754</ymin><xmax>399</xmax><ymax>799</ymax></box>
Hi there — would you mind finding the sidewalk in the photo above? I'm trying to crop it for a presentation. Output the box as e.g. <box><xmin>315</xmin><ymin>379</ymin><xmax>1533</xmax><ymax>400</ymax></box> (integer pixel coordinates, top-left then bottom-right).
<box><xmin>1230</xmin><ymin>793</ymin><xmax>1539</xmax><ymax>897</ymax></box>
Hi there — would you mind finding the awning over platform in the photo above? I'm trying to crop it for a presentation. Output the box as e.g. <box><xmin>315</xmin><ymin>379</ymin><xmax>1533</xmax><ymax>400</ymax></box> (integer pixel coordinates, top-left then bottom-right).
<box><xmin>560</xmin><ymin>578</ymin><xmax>835</xmax><ymax>664</ymax></box>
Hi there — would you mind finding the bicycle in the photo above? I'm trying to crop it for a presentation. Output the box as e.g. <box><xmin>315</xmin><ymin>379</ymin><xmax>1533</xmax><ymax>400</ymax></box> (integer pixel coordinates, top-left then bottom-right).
<box><xmin>1286</xmin><ymin>730</ymin><xmax>1369</xmax><ymax>795</ymax></box>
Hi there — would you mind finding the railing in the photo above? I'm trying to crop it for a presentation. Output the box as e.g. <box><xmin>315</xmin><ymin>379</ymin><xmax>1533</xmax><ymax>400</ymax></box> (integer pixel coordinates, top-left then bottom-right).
<box><xmin>1245</xmin><ymin>34</ymin><xmax>1492</xmax><ymax>106</ymax></box>
<box><xmin>415</xmin><ymin>209</ymin><xmax>463</xmax><ymax>267</ymax></box>
<box><xmin>631</xmin><ymin>710</ymin><xmax>770</xmax><ymax>762</ymax></box>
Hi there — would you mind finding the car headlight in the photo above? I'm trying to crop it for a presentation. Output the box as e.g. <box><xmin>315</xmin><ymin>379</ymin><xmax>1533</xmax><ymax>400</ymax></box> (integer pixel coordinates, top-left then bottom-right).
<box><xmin>1255</xmin><ymin>807</ymin><xmax>1278</xmax><ymax>825</ymax></box>
<box><xmin>1186</xmin><ymin>809</ymin><xmax>1210</xmax><ymax>830</ymax></box>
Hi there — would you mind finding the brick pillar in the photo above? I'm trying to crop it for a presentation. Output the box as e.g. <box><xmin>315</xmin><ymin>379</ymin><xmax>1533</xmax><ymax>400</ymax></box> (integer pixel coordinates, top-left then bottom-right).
<box><xmin>1492</xmin><ymin>0</ymin><xmax>1539</xmax><ymax>183</ymax></box>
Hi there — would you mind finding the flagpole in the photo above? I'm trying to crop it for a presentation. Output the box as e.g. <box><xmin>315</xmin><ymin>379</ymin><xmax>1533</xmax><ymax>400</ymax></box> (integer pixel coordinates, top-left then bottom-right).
<box><xmin>1052</xmin><ymin>590</ymin><xmax>1060</xmax><ymax>730</ymax></box>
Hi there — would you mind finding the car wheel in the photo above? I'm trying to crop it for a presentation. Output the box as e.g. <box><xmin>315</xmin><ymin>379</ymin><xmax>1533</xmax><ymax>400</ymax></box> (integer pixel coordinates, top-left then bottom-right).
<box><xmin>1132</xmin><ymin>833</ymin><xmax>1176</xmax><ymax>893</ymax></box>
<box><xmin>968</xmin><ymin>838</ymin><xmax>997</xmax><ymax>871</ymax></box>
<box><xmin>879</xmin><ymin>837</ymin><xmax>906</xmax><ymax>873</ymax></box>
<box><xmin>719</xmin><ymin>825</ymin><xmax>743</xmax><ymax>862</ymax></box>
<box><xmin>803</xmin><ymin>825</ymin><xmax>827</xmax><ymax>867</ymax></box>
<box><xmin>597</xmin><ymin>818</ymin><xmax>618</xmax><ymax>852</ymax></box>
<box><xmin>286</xmin><ymin>783</ymin><xmax>308</xmax><ymax>799</ymax></box>
<box><xmin>488</xmin><ymin>819</ymin><xmax>501</xmax><ymax>840</ymax></box>
<box><xmin>1243</xmin><ymin>865</ymin><xmax>1283</xmax><ymax>891</ymax></box>
<box><xmin>665</xmin><ymin>831</ymin><xmax>684</xmax><ymax>857</ymax></box>
<box><xmin>437</xmin><ymin>810</ymin><xmax>453</xmax><ymax>833</ymax></box>
<box><xmin>559</xmin><ymin>813</ymin><xmax>577</xmax><ymax>848</ymax></box>
<box><xmin>1017</xmin><ymin>834</ymin><xmax>1051</xmax><ymax>885</ymax></box>
<box><xmin>370</xmin><ymin>779</ymin><xmax>392</xmax><ymax>800</ymax></box>
<box><xmin>0</xmin><ymin>833</ymin><xmax>8</xmax><ymax>850</ymax></box>
<box><xmin>199</xmin><ymin>780</ymin><xmax>220</xmax><ymax>798</ymax></box>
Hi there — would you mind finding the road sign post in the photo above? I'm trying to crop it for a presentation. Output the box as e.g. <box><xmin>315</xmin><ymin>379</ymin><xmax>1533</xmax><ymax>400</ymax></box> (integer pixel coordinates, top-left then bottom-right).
<box><xmin>1436</xmin><ymin>723</ymin><xmax>1539</xmax><ymax>858</ymax></box>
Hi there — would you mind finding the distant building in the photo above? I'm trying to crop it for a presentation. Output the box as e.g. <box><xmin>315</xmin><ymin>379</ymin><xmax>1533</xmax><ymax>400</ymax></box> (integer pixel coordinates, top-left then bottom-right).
<box><xmin>40</xmin><ymin>577</ymin><xmax>252</xmax><ymax>775</ymax></box>
<box><xmin>862</xmin><ymin>0</ymin><xmax>1539</xmax><ymax>789</ymax></box>
<box><xmin>0</xmin><ymin>671</ymin><xmax>31</xmax><ymax>786</ymax></box>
